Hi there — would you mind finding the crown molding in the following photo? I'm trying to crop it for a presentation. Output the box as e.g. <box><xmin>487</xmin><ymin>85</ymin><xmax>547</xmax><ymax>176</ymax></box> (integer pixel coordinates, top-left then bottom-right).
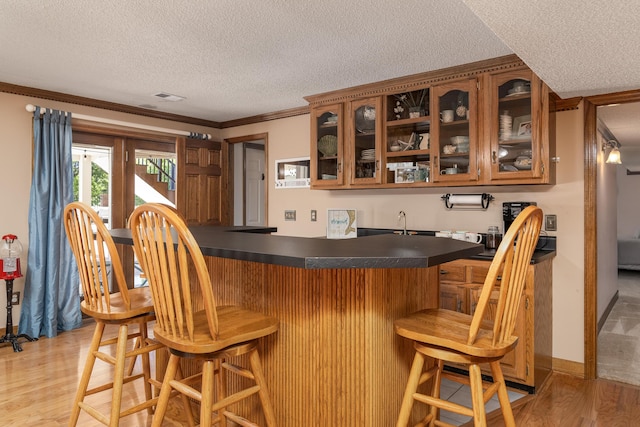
<box><xmin>0</xmin><ymin>82</ymin><xmax>221</xmax><ymax>128</ymax></box>
<box><xmin>303</xmin><ymin>54</ymin><xmax>526</xmax><ymax>106</ymax></box>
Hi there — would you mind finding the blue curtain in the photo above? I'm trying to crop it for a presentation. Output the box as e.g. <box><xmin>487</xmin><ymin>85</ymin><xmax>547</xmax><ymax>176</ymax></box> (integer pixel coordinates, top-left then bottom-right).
<box><xmin>18</xmin><ymin>107</ymin><xmax>82</xmax><ymax>338</ymax></box>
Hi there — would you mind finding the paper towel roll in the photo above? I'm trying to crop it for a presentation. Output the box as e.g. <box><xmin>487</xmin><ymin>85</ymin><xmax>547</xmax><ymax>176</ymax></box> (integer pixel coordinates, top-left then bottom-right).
<box><xmin>447</xmin><ymin>194</ymin><xmax>484</xmax><ymax>206</ymax></box>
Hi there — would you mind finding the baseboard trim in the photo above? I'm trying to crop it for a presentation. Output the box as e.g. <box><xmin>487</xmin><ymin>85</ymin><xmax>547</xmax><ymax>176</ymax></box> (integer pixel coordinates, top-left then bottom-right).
<box><xmin>598</xmin><ymin>290</ymin><xmax>619</xmax><ymax>333</ymax></box>
<box><xmin>552</xmin><ymin>357</ymin><xmax>584</xmax><ymax>378</ymax></box>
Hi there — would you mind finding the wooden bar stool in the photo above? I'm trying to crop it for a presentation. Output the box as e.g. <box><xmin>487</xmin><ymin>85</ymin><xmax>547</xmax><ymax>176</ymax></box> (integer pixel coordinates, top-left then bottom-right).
<box><xmin>64</xmin><ymin>202</ymin><xmax>164</xmax><ymax>427</ymax></box>
<box><xmin>394</xmin><ymin>206</ymin><xmax>543</xmax><ymax>427</ymax></box>
<box><xmin>129</xmin><ymin>203</ymin><xmax>279</xmax><ymax>427</ymax></box>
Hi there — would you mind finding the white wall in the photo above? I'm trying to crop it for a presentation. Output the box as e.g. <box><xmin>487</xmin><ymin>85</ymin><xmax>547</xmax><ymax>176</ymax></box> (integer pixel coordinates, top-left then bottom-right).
<box><xmin>597</xmin><ymin>130</ymin><xmax>620</xmax><ymax>322</ymax></box>
<box><xmin>220</xmin><ymin>106</ymin><xmax>586</xmax><ymax>364</ymax></box>
<box><xmin>617</xmin><ymin>166</ymin><xmax>640</xmax><ymax>239</ymax></box>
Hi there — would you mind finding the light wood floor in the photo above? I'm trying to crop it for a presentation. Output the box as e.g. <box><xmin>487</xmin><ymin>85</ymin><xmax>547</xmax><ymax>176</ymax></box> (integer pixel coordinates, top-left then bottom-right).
<box><xmin>0</xmin><ymin>319</ymin><xmax>187</xmax><ymax>426</ymax></box>
<box><xmin>2</xmin><ymin>319</ymin><xmax>640</xmax><ymax>426</ymax></box>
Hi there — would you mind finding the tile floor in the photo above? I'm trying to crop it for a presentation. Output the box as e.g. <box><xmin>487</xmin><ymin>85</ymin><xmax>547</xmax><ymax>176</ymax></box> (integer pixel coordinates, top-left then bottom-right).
<box><xmin>598</xmin><ymin>269</ymin><xmax>640</xmax><ymax>386</ymax></box>
<box><xmin>438</xmin><ymin>377</ymin><xmax>526</xmax><ymax>426</ymax></box>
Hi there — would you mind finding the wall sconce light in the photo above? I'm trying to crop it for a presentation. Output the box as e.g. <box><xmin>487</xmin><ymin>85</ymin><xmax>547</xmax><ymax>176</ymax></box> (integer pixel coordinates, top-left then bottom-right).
<box><xmin>603</xmin><ymin>139</ymin><xmax>622</xmax><ymax>164</ymax></box>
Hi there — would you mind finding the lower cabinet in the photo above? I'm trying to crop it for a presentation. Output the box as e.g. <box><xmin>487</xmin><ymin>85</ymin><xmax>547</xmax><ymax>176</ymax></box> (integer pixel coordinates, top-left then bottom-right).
<box><xmin>439</xmin><ymin>258</ymin><xmax>553</xmax><ymax>392</ymax></box>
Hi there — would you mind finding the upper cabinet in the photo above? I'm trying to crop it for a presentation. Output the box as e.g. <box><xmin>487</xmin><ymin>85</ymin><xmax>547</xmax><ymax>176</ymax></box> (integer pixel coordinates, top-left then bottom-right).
<box><xmin>310</xmin><ymin>103</ymin><xmax>344</xmax><ymax>187</ymax></box>
<box><xmin>348</xmin><ymin>97</ymin><xmax>383</xmax><ymax>185</ymax></box>
<box><xmin>305</xmin><ymin>56</ymin><xmax>555</xmax><ymax>189</ymax></box>
<box><xmin>482</xmin><ymin>68</ymin><xmax>554</xmax><ymax>184</ymax></box>
<box><xmin>431</xmin><ymin>79</ymin><xmax>478</xmax><ymax>184</ymax></box>
<box><xmin>384</xmin><ymin>87</ymin><xmax>432</xmax><ymax>185</ymax></box>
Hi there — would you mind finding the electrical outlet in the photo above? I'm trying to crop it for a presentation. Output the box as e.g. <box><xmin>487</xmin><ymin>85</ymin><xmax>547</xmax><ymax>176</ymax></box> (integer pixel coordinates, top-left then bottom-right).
<box><xmin>545</xmin><ymin>214</ymin><xmax>557</xmax><ymax>231</ymax></box>
<box><xmin>311</xmin><ymin>210</ymin><xmax>317</xmax><ymax>222</ymax></box>
<box><xmin>11</xmin><ymin>291</ymin><xmax>20</xmax><ymax>305</ymax></box>
<box><xmin>285</xmin><ymin>210</ymin><xmax>296</xmax><ymax>221</ymax></box>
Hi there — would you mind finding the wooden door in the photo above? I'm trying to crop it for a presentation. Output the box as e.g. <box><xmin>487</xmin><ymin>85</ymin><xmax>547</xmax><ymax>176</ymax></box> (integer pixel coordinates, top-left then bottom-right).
<box><xmin>176</xmin><ymin>137</ymin><xmax>229</xmax><ymax>226</ymax></box>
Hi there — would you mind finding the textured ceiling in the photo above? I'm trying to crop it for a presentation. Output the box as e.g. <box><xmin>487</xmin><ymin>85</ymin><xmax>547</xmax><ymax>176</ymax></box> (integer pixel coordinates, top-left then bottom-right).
<box><xmin>463</xmin><ymin>0</ymin><xmax>640</xmax><ymax>98</ymax></box>
<box><xmin>2</xmin><ymin>1</ymin><xmax>640</xmax><ymax>126</ymax></box>
<box><xmin>0</xmin><ymin>0</ymin><xmax>511</xmax><ymax>122</ymax></box>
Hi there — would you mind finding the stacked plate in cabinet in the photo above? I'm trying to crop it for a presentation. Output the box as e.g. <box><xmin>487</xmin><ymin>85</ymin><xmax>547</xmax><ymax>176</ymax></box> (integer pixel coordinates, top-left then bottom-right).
<box><xmin>361</xmin><ymin>149</ymin><xmax>375</xmax><ymax>160</ymax></box>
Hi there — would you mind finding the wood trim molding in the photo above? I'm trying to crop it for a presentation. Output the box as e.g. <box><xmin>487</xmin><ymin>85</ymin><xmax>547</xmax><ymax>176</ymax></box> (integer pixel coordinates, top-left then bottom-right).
<box><xmin>0</xmin><ymin>81</ymin><xmax>221</xmax><ymax>128</ymax></box>
<box><xmin>220</xmin><ymin>106</ymin><xmax>310</xmax><ymax>129</ymax></box>
<box><xmin>552</xmin><ymin>357</ymin><xmax>585</xmax><ymax>378</ymax></box>
<box><xmin>552</xmin><ymin>94</ymin><xmax>582</xmax><ymax>111</ymax></box>
<box><xmin>583</xmin><ymin>98</ymin><xmax>598</xmax><ymax>380</ymax></box>
<box><xmin>303</xmin><ymin>54</ymin><xmax>525</xmax><ymax>106</ymax></box>
<box><xmin>582</xmin><ymin>87</ymin><xmax>640</xmax><ymax>381</ymax></box>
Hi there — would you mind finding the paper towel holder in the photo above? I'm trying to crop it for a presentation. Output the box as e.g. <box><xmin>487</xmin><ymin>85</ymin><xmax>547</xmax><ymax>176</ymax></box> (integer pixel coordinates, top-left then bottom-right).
<box><xmin>441</xmin><ymin>193</ymin><xmax>494</xmax><ymax>210</ymax></box>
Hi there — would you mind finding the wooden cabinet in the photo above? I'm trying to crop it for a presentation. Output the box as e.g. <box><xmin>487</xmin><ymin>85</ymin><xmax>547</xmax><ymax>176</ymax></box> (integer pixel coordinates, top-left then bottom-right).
<box><xmin>310</xmin><ymin>103</ymin><xmax>344</xmax><ymax>187</ymax></box>
<box><xmin>481</xmin><ymin>68</ymin><xmax>555</xmax><ymax>184</ymax></box>
<box><xmin>384</xmin><ymin>88</ymin><xmax>432</xmax><ymax>185</ymax></box>
<box><xmin>348</xmin><ymin>97</ymin><xmax>383</xmax><ymax>185</ymax></box>
<box><xmin>431</xmin><ymin>79</ymin><xmax>479</xmax><ymax>184</ymax></box>
<box><xmin>306</xmin><ymin>56</ymin><xmax>555</xmax><ymax>190</ymax></box>
<box><xmin>438</xmin><ymin>258</ymin><xmax>553</xmax><ymax>392</ymax></box>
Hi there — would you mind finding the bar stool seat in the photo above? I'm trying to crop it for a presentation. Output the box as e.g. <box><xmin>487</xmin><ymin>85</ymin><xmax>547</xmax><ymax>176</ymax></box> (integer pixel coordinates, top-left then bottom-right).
<box><xmin>64</xmin><ymin>202</ymin><xmax>164</xmax><ymax>427</ymax></box>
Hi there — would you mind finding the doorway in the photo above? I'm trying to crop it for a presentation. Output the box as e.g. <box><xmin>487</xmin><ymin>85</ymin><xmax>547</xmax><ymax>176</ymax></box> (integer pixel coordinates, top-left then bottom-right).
<box><xmin>227</xmin><ymin>133</ymin><xmax>268</xmax><ymax>226</ymax></box>
<box><xmin>584</xmin><ymin>91</ymin><xmax>640</xmax><ymax>380</ymax></box>
<box><xmin>592</xmin><ymin>101</ymin><xmax>640</xmax><ymax>385</ymax></box>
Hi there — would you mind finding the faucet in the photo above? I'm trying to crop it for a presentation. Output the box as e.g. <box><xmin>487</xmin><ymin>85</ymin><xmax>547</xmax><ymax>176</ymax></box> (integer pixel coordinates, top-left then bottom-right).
<box><xmin>398</xmin><ymin>211</ymin><xmax>407</xmax><ymax>235</ymax></box>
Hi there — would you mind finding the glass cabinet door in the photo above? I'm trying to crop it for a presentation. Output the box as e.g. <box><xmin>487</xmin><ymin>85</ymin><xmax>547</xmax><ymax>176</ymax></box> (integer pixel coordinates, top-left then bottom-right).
<box><xmin>349</xmin><ymin>97</ymin><xmax>382</xmax><ymax>185</ymax></box>
<box><xmin>431</xmin><ymin>79</ymin><xmax>478</xmax><ymax>183</ymax></box>
<box><xmin>310</xmin><ymin>103</ymin><xmax>343</xmax><ymax>187</ymax></box>
<box><xmin>487</xmin><ymin>69</ymin><xmax>543</xmax><ymax>181</ymax></box>
<box><xmin>384</xmin><ymin>87</ymin><xmax>431</xmax><ymax>185</ymax></box>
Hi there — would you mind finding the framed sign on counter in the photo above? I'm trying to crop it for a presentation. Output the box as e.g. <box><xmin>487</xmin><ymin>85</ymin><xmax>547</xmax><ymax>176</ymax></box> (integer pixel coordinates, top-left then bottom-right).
<box><xmin>327</xmin><ymin>209</ymin><xmax>357</xmax><ymax>239</ymax></box>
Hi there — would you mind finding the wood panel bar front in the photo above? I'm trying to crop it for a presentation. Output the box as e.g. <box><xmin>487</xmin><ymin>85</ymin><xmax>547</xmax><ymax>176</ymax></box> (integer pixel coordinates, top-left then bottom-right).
<box><xmin>186</xmin><ymin>257</ymin><xmax>440</xmax><ymax>426</ymax></box>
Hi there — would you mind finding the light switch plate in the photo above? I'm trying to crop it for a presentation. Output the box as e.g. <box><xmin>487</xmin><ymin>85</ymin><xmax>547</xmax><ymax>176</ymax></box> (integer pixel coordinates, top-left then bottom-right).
<box><xmin>311</xmin><ymin>210</ymin><xmax>317</xmax><ymax>221</ymax></box>
<box><xmin>285</xmin><ymin>210</ymin><xmax>296</xmax><ymax>221</ymax></box>
<box><xmin>545</xmin><ymin>214</ymin><xmax>557</xmax><ymax>231</ymax></box>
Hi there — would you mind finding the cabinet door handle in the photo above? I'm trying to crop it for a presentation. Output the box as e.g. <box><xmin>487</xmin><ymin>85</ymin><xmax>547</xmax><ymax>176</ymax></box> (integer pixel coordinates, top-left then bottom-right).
<box><xmin>338</xmin><ymin>161</ymin><xmax>342</xmax><ymax>173</ymax></box>
<box><xmin>375</xmin><ymin>160</ymin><xmax>380</xmax><ymax>171</ymax></box>
<box><xmin>457</xmin><ymin>300</ymin><xmax>462</xmax><ymax>312</ymax></box>
<box><xmin>440</xmin><ymin>270</ymin><xmax>449</xmax><ymax>275</ymax></box>
<box><xmin>492</xmin><ymin>150</ymin><xmax>497</xmax><ymax>164</ymax></box>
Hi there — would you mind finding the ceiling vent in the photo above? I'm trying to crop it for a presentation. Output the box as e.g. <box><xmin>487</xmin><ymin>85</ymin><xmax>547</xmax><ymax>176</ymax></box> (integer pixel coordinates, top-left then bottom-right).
<box><xmin>153</xmin><ymin>92</ymin><xmax>186</xmax><ymax>102</ymax></box>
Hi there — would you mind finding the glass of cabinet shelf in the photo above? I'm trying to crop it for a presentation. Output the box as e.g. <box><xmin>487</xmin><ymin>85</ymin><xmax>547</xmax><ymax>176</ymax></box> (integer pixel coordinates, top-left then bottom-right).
<box><xmin>311</xmin><ymin>104</ymin><xmax>343</xmax><ymax>186</ymax></box>
<box><xmin>490</xmin><ymin>70</ymin><xmax>539</xmax><ymax>179</ymax></box>
<box><xmin>350</xmin><ymin>97</ymin><xmax>382</xmax><ymax>184</ymax></box>
<box><xmin>431</xmin><ymin>79</ymin><xmax>477</xmax><ymax>182</ymax></box>
<box><xmin>385</xmin><ymin>88</ymin><xmax>432</xmax><ymax>184</ymax></box>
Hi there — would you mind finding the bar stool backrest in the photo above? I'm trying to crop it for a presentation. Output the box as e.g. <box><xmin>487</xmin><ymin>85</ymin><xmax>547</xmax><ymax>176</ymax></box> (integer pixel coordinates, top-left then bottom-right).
<box><xmin>467</xmin><ymin>205</ymin><xmax>543</xmax><ymax>348</ymax></box>
<box><xmin>129</xmin><ymin>203</ymin><xmax>220</xmax><ymax>343</ymax></box>
<box><xmin>64</xmin><ymin>201</ymin><xmax>130</xmax><ymax>312</ymax></box>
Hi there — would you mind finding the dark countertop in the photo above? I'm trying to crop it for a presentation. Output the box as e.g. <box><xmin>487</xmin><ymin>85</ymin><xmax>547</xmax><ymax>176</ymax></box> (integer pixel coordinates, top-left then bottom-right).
<box><xmin>359</xmin><ymin>228</ymin><xmax>557</xmax><ymax>264</ymax></box>
<box><xmin>111</xmin><ymin>226</ymin><xmax>483</xmax><ymax>270</ymax></box>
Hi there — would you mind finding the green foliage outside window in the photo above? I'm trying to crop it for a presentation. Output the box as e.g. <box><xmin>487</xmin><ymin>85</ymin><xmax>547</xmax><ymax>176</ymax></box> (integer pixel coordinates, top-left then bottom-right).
<box><xmin>72</xmin><ymin>160</ymin><xmax>110</xmax><ymax>205</ymax></box>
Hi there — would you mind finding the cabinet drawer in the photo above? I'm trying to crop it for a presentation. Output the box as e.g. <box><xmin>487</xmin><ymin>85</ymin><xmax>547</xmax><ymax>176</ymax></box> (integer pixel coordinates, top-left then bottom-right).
<box><xmin>469</xmin><ymin>264</ymin><xmax>503</xmax><ymax>285</ymax></box>
<box><xmin>439</xmin><ymin>264</ymin><xmax>466</xmax><ymax>282</ymax></box>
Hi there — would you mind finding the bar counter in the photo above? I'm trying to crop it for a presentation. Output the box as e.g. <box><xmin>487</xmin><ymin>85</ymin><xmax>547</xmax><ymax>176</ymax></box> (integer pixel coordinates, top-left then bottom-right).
<box><xmin>112</xmin><ymin>226</ymin><xmax>483</xmax><ymax>426</ymax></box>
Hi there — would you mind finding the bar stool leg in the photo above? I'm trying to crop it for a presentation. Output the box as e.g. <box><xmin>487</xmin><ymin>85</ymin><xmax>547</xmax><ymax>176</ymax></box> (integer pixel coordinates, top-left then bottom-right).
<box><xmin>151</xmin><ymin>354</ymin><xmax>180</xmax><ymax>427</ymax></box>
<box><xmin>250</xmin><ymin>349</ymin><xmax>277</xmax><ymax>427</ymax></box>
<box><xmin>108</xmin><ymin>324</ymin><xmax>129</xmax><ymax>427</ymax></box>
<box><xmin>69</xmin><ymin>322</ymin><xmax>105</xmax><ymax>427</ymax></box>
<box><xmin>396</xmin><ymin>351</ymin><xmax>425</xmax><ymax>427</ymax></box>
<box><xmin>200</xmin><ymin>360</ymin><xmax>215</xmax><ymax>427</ymax></box>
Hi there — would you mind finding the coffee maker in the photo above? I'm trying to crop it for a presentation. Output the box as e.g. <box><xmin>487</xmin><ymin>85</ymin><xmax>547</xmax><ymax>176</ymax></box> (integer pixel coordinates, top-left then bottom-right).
<box><xmin>503</xmin><ymin>201</ymin><xmax>537</xmax><ymax>233</ymax></box>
